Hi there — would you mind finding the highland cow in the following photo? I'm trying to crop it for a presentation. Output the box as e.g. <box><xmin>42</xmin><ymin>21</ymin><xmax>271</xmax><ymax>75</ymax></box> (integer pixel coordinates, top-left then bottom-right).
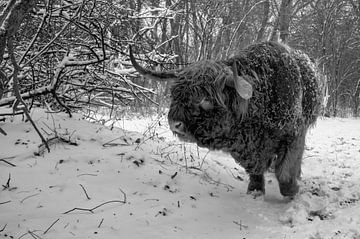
<box><xmin>130</xmin><ymin>41</ymin><xmax>323</xmax><ymax>197</ymax></box>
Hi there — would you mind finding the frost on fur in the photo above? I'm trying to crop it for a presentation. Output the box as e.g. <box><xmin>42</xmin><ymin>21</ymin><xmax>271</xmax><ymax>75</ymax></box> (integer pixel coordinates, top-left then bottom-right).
<box><xmin>132</xmin><ymin>41</ymin><xmax>324</xmax><ymax>197</ymax></box>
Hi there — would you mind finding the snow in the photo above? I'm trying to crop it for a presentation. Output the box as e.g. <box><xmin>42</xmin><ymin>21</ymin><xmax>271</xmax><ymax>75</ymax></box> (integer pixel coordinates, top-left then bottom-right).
<box><xmin>1</xmin><ymin>110</ymin><xmax>360</xmax><ymax>239</ymax></box>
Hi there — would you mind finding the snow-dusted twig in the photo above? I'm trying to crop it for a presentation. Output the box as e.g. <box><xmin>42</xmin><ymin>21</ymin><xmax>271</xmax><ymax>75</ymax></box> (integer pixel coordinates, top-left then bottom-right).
<box><xmin>43</xmin><ymin>218</ymin><xmax>60</xmax><ymax>235</ymax></box>
<box><xmin>22</xmin><ymin>20</ymin><xmax>72</xmax><ymax>67</ymax></box>
<box><xmin>19</xmin><ymin>0</ymin><xmax>49</xmax><ymax>65</ymax></box>
<box><xmin>7</xmin><ymin>37</ymin><xmax>50</xmax><ymax>153</ymax></box>
<box><xmin>105</xmin><ymin>70</ymin><xmax>157</xmax><ymax>105</ymax></box>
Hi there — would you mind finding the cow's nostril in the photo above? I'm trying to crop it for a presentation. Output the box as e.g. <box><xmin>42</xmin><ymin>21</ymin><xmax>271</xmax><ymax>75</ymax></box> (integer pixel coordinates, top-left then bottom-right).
<box><xmin>170</xmin><ymin>121</ymin><xmax>184</xmax><ymax>134</ymax></box>
<box><xmin>174</xmin><ymin>122</ymin><xmax>183</xmax><ymax>129</ymax></box>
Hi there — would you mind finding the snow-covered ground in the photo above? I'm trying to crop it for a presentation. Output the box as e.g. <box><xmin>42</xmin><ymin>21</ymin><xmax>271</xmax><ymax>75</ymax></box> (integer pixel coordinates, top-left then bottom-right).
<box><xmin>0</xmin><ymin>109</ymin><xmax>360</xmax><ymax>239</ymax></box>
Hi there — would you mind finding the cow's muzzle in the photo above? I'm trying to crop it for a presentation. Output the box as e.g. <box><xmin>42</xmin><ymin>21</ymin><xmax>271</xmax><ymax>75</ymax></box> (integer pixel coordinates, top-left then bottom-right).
<box><xmin>169</xmin><ymin>120</ymin><xmax>185</xmax><ymax>135</ymax></box>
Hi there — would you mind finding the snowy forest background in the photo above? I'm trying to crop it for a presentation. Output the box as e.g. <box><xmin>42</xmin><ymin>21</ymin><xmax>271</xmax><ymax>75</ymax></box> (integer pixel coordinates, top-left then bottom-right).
<box><xmin>1</xmin><ymin>0</ymin><xmax>360</xmax><ymax>123</ymax></box>
<box><xmin>2</xmin><ymin>1</ymin><xmax>360</xmax><ymax>239</ymax></box>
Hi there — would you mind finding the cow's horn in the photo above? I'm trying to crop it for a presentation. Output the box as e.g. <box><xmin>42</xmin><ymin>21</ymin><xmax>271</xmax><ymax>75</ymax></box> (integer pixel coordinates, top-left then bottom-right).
<box><xmin>129</xmin><ymin>45</ymin><xmax>177</xmax><ymax>81</ymax></box>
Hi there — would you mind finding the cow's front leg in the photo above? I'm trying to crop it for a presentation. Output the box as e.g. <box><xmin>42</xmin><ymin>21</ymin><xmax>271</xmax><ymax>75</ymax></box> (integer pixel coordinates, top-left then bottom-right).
<box><xmin>247</xmin><ymin>174</ymin><xmax>265</xmax><ymax>195</ymax></box>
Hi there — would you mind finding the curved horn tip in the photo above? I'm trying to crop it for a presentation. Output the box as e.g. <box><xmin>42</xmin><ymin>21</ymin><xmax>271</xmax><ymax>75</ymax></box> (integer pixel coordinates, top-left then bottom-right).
<box><xmin>128</xmin><ymin>45</ymin><xmax>177</xmax><ymax>81</ymax></box>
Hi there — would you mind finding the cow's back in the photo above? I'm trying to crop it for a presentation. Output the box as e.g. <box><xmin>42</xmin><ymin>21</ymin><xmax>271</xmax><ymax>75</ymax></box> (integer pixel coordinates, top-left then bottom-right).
<box><xmin>230</xmin><ymin>42</ymin><xmax>304</xmax><ymax>134</ymax></box>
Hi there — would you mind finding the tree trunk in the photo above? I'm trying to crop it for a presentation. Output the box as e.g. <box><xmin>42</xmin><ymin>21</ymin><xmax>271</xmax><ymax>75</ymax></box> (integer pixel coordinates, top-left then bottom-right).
<box><xmin>257</xmin><ymin>0</ymin><xmax>270</xmax><ymax>42</ymax></box>
<box><xmin>353</xmin><ymin>79</ymin><xmax>360</xmax><ymax>117</ymax></box>
<box><xmin>279</xmin><ymin>0</ymin><xmax>292</xmax><ymax>43</ymax></box>
<box><xmin>190</xmin><ymin>0</ymin><xmax>199</xmax><ymax>61</ymax></box>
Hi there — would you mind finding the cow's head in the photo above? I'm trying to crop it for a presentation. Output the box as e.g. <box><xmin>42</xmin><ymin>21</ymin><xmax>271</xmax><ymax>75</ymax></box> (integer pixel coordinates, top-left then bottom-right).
<box><xmin>129</xmin><ymin>46</ymin><xmax>254</xmax><ymax>147</ymax></box>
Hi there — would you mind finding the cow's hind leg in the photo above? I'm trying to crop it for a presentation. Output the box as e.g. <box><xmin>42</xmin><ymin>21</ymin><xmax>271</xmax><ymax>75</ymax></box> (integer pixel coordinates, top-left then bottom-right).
<box><xmin>275</xmin><ymin>128</ymin><xmax>307</xmax><ymax>197</ymax></box>
<box><xmin>247</xmin><ymin>174</ymin><xmax>265</xmax><ymax>195</ymax></box>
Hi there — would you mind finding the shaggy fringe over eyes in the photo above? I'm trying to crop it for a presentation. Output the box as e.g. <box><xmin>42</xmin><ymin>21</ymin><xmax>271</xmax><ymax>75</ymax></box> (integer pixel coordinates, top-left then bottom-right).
<box><xmin>175</xmin><ymin>60</ymin><xmax>249</xmax><ymax>117</ymax></box>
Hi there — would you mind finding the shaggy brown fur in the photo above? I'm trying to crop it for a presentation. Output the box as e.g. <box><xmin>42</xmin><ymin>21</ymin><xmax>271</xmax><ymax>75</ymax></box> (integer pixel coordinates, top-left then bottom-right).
<box><xmin>132</xmin><ymin>41</ymin><xmax>323</xmax><ymax>197</ymax></box>
<box><xmin>165</xmin><ymin>42</ymin><xmax>323</xmax><ymax>197</ymax></box>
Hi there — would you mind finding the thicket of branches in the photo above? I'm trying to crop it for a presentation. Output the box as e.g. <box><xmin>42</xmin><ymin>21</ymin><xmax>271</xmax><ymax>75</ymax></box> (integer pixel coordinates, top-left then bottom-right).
<box><xmin>0</xmin><ymin>0</ymin><xmax>360</xmax><ymax>129</ymax></box>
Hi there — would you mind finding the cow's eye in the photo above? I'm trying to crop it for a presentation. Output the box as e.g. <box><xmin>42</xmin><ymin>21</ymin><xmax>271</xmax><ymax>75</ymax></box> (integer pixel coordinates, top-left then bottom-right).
<box><xmin>199</xmin><ymin>99</ymin><xmax>213</xmax><ymax>111</ymax></box>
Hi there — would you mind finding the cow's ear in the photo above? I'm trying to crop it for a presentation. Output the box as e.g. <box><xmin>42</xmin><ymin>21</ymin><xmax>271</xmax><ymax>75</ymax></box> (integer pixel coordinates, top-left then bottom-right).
<box><xmin>225</xmin><ymin>63</ymin><xmax>253</xmax><ymax>100</ymax></box>
<box><xmin>234</xmin><ymin>76</ymin><xmax>253</xmax><ymax>100</ymax></box>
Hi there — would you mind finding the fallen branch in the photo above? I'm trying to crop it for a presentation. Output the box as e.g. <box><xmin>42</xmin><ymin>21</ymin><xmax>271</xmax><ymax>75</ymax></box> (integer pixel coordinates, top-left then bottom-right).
<box><xmin>8</xmin><ymin>37</ymin><xmax>50</xmax><ymax>153</ymax></box>
<box><xmin>64</xmin><ymin>188</ymin><xmax>127</xmax><ymax>214</ymax></box>
<box><xmin>63</xmin><ymin>200</ymin><xmax>126</xmax><ymax>214</ymax></box>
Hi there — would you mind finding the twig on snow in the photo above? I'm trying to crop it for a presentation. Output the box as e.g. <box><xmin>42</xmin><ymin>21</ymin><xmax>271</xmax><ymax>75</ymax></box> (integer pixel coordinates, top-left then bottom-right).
<box><xmin>0</xmin><ymin>224</ymin><xmax>6</xmax><ymax>232</ymax></box>
<box><xmin>0</xmin><ymin>127</ymin><xmax>6</xmax><ymax>135</ymax></box>
<box><xmin>63</xmin><ymin>200</ymin><xmax>126</xmax><ymax>214</ymax></box>
<box><xmin>43</xmin><ymin>218</ymin><xmax>60</xmax><ymax>235</ymax></box>
<box><xmin>18</xmin><ymin>230</ymin><xmax>43</xmax><ymax>239</ymax></box>
<box><xmin>2</xmin><ymin>174</ymin><xmax>15</xmax><ymax>190</ymax></box>
<box><xmin>199</xmin><ymin>150</ymin><xmax>210</xmax><ymax>169</ymax></box>
<box><xmin>183</xmin><ymin>145</ymin><xmax>188</xmax><ymax>173</ymax></box>
<box><xmin>119</xmin><ymin>188</ymin><xmax>127</xmax><ymax>202</ymax></box>
<box><xmin>79</xmin><ymin>184</ymin><xmax>91</xmax><ymax>200</ymax></box>
<box><xmin>171</xmin><ymin>172</ymin><xmax>178</xmax><ymax>179</ymax></box>
<box><xmin>98</xmin><ymin>218</ymin><xmax>104</xmax><ymax>228</ymax></box>
<box><xmin>20</xmin><ymin>193</ymin><xmax>40</xmax><ymax>203</ymax></box>
<box><xmin>27</xmin><ymin>230</ymin><xmax>42</xmax><ymax>239</ymax></box>
<box><xmin>76</xmin><ymin>173</ymin><xmax>98</xmax><ymax>177</ymax></box>
<box><xmin>64</xmin><ymin>188</ymin><xmax>127</xmax><ymax>214</ymax></box>
<box><xmin>233</xmin><ymin>220</ymin><xmax>248</xmax><ymax>230</ymax></box>
<box><xmin>0</xmin><ymin>157</ymin><xmax>16</xmax><ymax>167</ymax></box>
<box><xmin>35</xmin><ymin>136</ymin><xmax>78</xmax><ymax>156</ymax></box>
<box><xmin>0</xmin><ymin>200</ymin><xmax>11</xmax><ymax>205</ymax></box>
<box><xmin>102</xmin><ymin>136</ymin><xmax>131</xmax><ymax>147</ymax></box>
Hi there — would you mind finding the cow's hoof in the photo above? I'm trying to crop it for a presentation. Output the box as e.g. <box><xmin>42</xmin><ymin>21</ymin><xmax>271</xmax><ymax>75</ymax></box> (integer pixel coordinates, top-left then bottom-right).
<box><xmin>279</xmin><ymin>179</ymin><xmax>299</xmax><ymax>197</ymax></box>
<box><xmin>247</xmin><ymin>189</ymin><xmax>264</xmax><ymax>199</ymax></box>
